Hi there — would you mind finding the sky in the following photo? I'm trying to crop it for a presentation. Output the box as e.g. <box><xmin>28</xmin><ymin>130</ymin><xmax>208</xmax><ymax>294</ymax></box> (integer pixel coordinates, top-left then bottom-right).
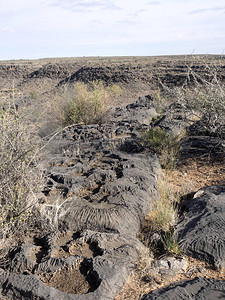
<box><xmin>0</xmin><ymin>0</ymin><xmax>225</xmax><ymax>60</ymax></box>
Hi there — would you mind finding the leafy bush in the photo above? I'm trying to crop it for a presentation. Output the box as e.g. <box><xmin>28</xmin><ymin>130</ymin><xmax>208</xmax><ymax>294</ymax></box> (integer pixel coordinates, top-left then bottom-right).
<box><xmin>0</xmin><ymin>101</ymin><xmax>42</xmax><ymax>238</ymax></box>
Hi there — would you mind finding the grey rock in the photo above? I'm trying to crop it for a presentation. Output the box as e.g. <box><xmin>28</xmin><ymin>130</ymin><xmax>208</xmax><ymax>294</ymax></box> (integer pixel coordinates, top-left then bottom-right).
<box><xmin>151</xmin><ymin>257</ymin><xmax>188</xmax><ymax>276</ymax></box>
<box><xmin>0</xmin><ymin>270</ymin><xmax>74</xmax><ymax>300</ymax></box>
<box><xmin>141</xmin><ymin>277</ymin><xmax>225</xmax><ymax>300</ymax></box>
<box><xmin>180</xmin><ymin>136</ymin><xmax>224</xmax><ymax>160</ymax></box>
<box><xmin>108</xmin><ymin>95</ymin><xmax>157</xmax><ymax>126</ymax></box>
<box><xmin>0</xmin><ymin>95</ymin><xmax>181</xmax><ymax>299</ymax></box>
<box><xmin>156</xmin><ymin>102</ymin><xmax>187</xmax><ymax>135</ymax></box>
<box><xmin>175</xmin><ymin>186</ymin><xmax>225</xmax><ymax>269</ymax></box>
<box><xmin>58</xmin><ymin>65</ymin><xmax>137</xmax><ymax>85</ymax></box>
<box><xmin>188</xmin><ymin>117</ymin><xmax>225</xmax><ymax>139</ymax></box>
<box><xmin>54</xmin><ymin>152</ymin><xmax>159</xmax><ymax>236</ymax></box>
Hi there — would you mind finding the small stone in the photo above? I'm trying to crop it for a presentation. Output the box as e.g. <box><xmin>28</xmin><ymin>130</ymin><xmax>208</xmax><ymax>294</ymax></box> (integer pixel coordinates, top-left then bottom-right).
<box><xmin>152</xmin><ymin>256</ymin><xmax>188</xmax><ymax>276</ymax></box>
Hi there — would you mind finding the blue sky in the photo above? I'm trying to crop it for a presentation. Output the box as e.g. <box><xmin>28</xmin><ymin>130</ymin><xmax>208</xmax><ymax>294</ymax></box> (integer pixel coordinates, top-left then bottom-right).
<box><xmin>0</xmin><ymin>0</ymin><xmax>225</xmax><ymax>60</ymax></box>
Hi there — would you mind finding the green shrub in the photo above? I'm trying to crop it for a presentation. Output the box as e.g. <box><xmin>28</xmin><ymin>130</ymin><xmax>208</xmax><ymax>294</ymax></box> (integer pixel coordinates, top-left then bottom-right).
<box><xmin>161</xmin><ymin>231</ymin><xmax>183</xmax><ymax>256</ymax></box>
<box><xmin>142</xmin><ymin>127</ymin><xmax>167</xmax><ymax>152</ymax></box>
<box><xmin>142</xmin><ymin>127</ymin><xmax>184</xmax><ymax>169</ymax></box>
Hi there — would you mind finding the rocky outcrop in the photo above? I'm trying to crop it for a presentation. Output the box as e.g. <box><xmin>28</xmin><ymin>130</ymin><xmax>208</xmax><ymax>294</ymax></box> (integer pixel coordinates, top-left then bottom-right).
<box><xmin>180</xmin><ymin>136</ymin><xmax>225</xmax><ymax>161</ymax></box>
<box><xmin>151</xmin><ymin>257</ymin><xmax>188</xmax><ymax>277</ymax></box>
<box><xmin>0</xmin><ymin>95</ymin><xmax>161</xmax><ymax>299</ymax></box>
<box><xmin>40</xmin><ymin>96</ymin><xmax>160</xmax><ymax>237</ymax></box>
<box><xmin>58</xmin><ymin>66</ymin><xmax>137</xmax><ymax>85</ymax></box>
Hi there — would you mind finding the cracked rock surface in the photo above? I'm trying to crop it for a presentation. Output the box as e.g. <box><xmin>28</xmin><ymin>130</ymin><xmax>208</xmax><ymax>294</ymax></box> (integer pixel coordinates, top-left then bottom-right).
<box><xmin>141</xmin><ymin>277</ymin><xmax>225</xmax><ymax>300</ymax></box>
<box><xmin>0</xmin><ymin>96</ymin><xmax>160</xmax><ymax>299</ymax></box>
<box><xmin>175</xmin><ymin>186</ymin><xmax>225</xmax><ymax>269</ymax></box>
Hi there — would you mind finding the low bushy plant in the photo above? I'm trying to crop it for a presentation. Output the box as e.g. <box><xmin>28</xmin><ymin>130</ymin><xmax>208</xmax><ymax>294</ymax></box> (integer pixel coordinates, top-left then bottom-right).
<box><xmin>162</xmin><ymin>58</ymin><xmax>225</xmax><ymax>139</ymax></box>
<box><xmin>182</xmin><ymin>84</ymin><xmax>225</xmax><ymax>138</ymax></box>
<box><xmin>0</xmin><ymin>101</ymin><xmax>42</xmax><ymax>238</ymax></box>
<box><xmin>142</xmin><ymin>127</ymin><xmax>184</xmax><ymax>169</ymax></box>
<box><xmin>152</xmin><ymin>89</ymin><xmax>168</xmax><ymax>113</ymax></box>
<box><xmin>142</xmin><ymin>127</ymin><xmax>167</xmax><ymax>152</ymax></box>
<box><xmin>58</xmin><ymin>81</ymin><xmax>121</xmax><ymax>126</ymax></box>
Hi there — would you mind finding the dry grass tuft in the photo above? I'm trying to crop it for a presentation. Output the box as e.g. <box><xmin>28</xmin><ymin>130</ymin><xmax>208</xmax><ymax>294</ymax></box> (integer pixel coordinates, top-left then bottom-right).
<box><xmin>149</xmin><ymin>174</ymin><xmax>178</xmax><ymax>232</ymax></box>
<box><xmin>54</xmin><ymin>81</ymin><xmax>122</xmax><ymax>127</ymax></box>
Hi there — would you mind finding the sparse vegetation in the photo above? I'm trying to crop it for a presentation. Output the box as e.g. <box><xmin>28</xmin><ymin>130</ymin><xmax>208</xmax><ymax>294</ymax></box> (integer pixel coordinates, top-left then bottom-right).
<box><xmin>164</xmin><ymin>59</ymin><xmax>225</xmax><ymax>139</ymax></box>
<box><xmin>182</xmin><ymin>82</ymin><xmax>225</xmax><ymax>138</ymax></box>
<box><xmin>107</xmin><ymin>83</ymin><xmax>122</xmax><ymax>96</ymax></box>
<box><xmin>152</xmin><ymin>89</ymin><xmax>168</xmax><ymax>113</ymax></box>
<box><xmin>29</xmin><ymin>90</ymin><xmax>38</xmax><ymax>100</ymax></box>
<box><xmin>138</xmin><ymin>172</ymin><xmax>192</xmax><ymax>259</ymax></box>
<box><xmin>142</xmin><ymin>127</ymin><xmax>167</xmax><ymax>153</ymax></box>
<box><xmin>160</xmin><ymin>132</ymin><xmax>184</xmax><ymax>170</ymax></box>
<box><xmin>135</xmin><ymin>247</ymin><xmax>153</xmax><ymax>273</ymax></box>
<box><xmin>0</xmin><ymin>101</ymin><xmax>43</xmax><ymax>239</ymax></box>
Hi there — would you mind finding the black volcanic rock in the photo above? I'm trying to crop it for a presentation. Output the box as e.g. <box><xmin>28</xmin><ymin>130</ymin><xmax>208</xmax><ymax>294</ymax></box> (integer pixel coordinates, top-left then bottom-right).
<box><xmin>175</xmin><ymin>186</ymin><xmax>225</xmax><ymax>269</ymax></box>
<box><xmin>0</xmin><ymin>95</ymin><xmax>161</xmax><ymax>299</ymax></box>
<box><xmin>58</xmin><ymin>65</ymin><xmax>137</xmax><ymax>85</ymax></box>
<box><xmin>141</xmin><ymin>277</ymin><xmax>225</xmax><ymax>300</ymax></box>
<box><xmin>40</xmin><ymin>96</ymin><xmax>160</xmax><ymax>236</ymax></box>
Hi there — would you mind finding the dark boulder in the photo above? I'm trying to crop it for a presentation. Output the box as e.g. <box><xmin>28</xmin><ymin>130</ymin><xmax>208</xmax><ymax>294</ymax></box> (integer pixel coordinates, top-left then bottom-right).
<box><xmin>175</xmin><ymin>186</ymin><xmax>225</xmax><ymax>269</ymax></box>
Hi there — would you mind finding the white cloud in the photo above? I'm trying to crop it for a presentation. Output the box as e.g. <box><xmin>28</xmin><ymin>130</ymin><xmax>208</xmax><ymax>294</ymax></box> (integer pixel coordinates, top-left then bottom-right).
<box><xmin>0</xmin><ymin>26</ymin><xmax>15</xmax><ymax>33</ymax></box>
<box><xmin>50</xmin><ymin>0</ymin><xmax>122</xmax><ymax>11</ymax></box>
<box><xmin>189</xmin><ymin>6</ymin><xmax>225</xmax><ymax>15</ymax></box>
<box><xmin>147</xmin><ymin>1</ymin><xmax>160</xmax><ymax>5</ymax></box>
